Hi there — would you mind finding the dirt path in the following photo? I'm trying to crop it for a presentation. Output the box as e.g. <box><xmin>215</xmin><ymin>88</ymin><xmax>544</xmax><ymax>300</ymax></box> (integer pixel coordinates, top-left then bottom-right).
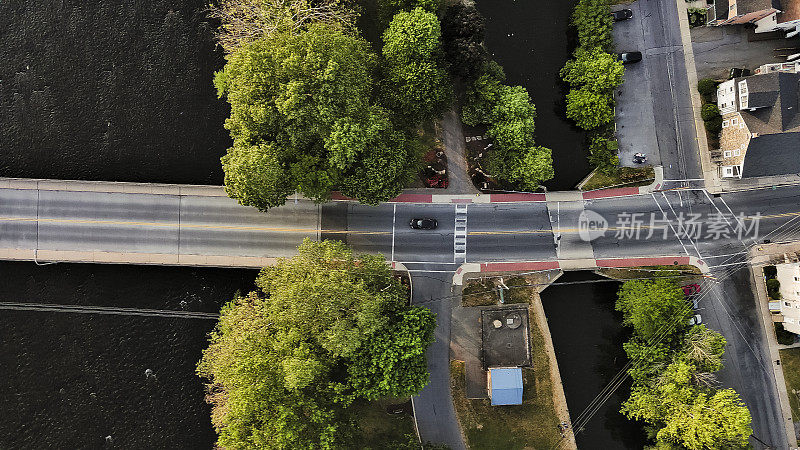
<box><xmin>439</xmin><ymin>107</ymin><xmax>480</xmax><ymax>195</ymax></box>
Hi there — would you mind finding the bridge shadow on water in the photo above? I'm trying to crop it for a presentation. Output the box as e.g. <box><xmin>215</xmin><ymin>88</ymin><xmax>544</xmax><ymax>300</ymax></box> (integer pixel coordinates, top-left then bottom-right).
<box><xmin>540</xmin><ymin>271</ymin><xmax>647</xmax><ymax>449</ymax></box>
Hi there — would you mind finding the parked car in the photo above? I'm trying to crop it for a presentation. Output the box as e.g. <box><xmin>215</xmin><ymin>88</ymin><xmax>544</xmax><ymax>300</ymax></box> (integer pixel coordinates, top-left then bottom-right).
<box><xmin>728</xmin><ymin>68</ymin><xmax>751</xmax><ymax>79</ymax></box>
<box><xmin>688</xmin><ymin>314</ymin><xmax>702</xmax><ymax>325</ymax></box>
<box><xmin>682</xmin><ymin>284</ymin><xmax>701</xmax><ymax>296</ymax></box>
<box><xmin>409</xmin><ymin>218</ymin><xmax>437</xmax><ymax>230</ymax></box>
<box><xmin>617</xmin><ymin>51</ymin><xmax>642</xmax><ymax>64</ymax></box>
<box><xmin>611</xmin><ymin>9</ymin><xmax>633</xmax><ymax>21</ymax></box>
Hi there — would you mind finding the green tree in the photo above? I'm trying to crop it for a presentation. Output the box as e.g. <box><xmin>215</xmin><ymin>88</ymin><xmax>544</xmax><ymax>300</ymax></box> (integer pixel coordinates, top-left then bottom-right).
<box><xmin>623</xmin><ymin>338</ymin><xmax>674</xmax><ymax>383</ymax></box>
<box><xmin>701</xmin><ymin>103</ymin><xmax>721</xmax><ymax>122</ymax></box>
<box><xmin>697</xmin><ymin>78</ymin><xmax>717</xmax><ymax>97</ymax></box>
<box><xmin>382</xmin><ymin>8</ymin><xmax>451</xmax><ymax>125</ymax></box>
<box><xmin>623</xmin><ymin>361</ymin><xmax>752</xmax><ymax>450</ymax></box>
<box><xmin>561</xmin><ymin>46</ymin><xmax>625</xmax><ymax>92</ymax></box>
<box><xmin>588</xmin><ymin>133</ymin><xmax>620</xmax><ymax>175</ymax></box>
<box><xmin>198</xmin><ymin>240</ymin><xmax>436</xmax><ymax>449</ymax></box>
<box><xmin>215</xmin><ymin>24</ymin><xmax>416</xmax><ymax>209</ymax></box>
<box><xmin>485</xmin><ymin>85</ymin><xmax>554</xmax><ymax>188</ymax></box>
<box><xmin>565</xmin><ymin>88</ymin><xmax>615</xmax><ymax>130</ymax></box>
<box><xmin>616</xmin><ymin>279</ymin><xmax>690</xmax><ymax>342</ymax></box>
<box><xmin>441</xmin><ymin>3</ymin><xmax>486</xmax><ymax>80</ymax></box>
<box><xmin>461</xmin><ymin>60</ymin><xmax>505</xmax><ymax>126</ymax></box>
<box><xmin>208</xmin><ymin>0</ymin><xmax>358</xmax><ymax>54</ymax></box>
<box><xmin>572</xmin><ymin>0</ymin><xmax>613</xmax><ymax>51</ymax></box>
<box><xmin>512</xmin><ymin>146</ymin><xmax>555</xmax><ymax>191</ymax></box>
<box><xmin>681</xmin><ymin>325</ymin><xmax>726</xmax><ymax>373</ymax></box>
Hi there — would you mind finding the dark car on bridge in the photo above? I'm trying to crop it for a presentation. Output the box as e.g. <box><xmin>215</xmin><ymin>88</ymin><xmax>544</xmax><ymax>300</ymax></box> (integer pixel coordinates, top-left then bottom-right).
<box><xmin>410</xmin><ymin>218</ymin><xmax>437</xmax><ymax>230</ymax></box>
<box><xmin>611</xmin><ymin>9</ymin><xmax>633</xmax><ymax>21</ymax></box>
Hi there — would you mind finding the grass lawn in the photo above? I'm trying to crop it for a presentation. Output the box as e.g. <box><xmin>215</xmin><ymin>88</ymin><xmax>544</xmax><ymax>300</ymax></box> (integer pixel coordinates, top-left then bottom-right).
<box><xmin>462</xmin><ymin>278</ymin><xmax>499</xmax><ymax>306</ymax></box>
<box><xmin>598</xmin><ymin>265</ymin><xmax>702</xmax><ymax>281</ymax></box>
<box><xmin>351</xmin><ymin>397</ymin><xmax>417</xmax><ymax>448</ymax></box>
<box><xmin>581</xmin><ymin>167</ymin><xmax>655</xmax><ymax>191</ymax></box>
<box><xmin>450</xmin><ymin>306</ymin><xmax>562</xmax><ymax>449</ymax></box>
<box><xmin>779</xmin><ymin>348</ymin><xmax>800</xmax><ymax>421</ymax></box>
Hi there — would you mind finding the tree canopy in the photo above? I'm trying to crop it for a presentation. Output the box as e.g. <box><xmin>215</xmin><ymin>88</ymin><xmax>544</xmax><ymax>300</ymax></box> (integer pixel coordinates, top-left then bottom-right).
<box><xmin>623</xmin><ymin>361</ymin><xmax>752</xmax><ymax>449</ymax></box>
<box><xmin>617</xmin><ymin>279</ymin><xmax>752</xmax><ymax>449</ymax></box>
<box><xmin>198</xmin><ymin>239</ymin><xmax>436</xmax><ymax>449</ymax></box>
<box><xmin>565</xmin><ymin>88</ymin><xmax>615</xmax><ymax>131</ymax></box>
<box><xmin>616</xmin><ymin>279</ymin><xmax>690</xmax><ymax>342</ymax></box>
<box><xmin>381</xmin><ymin>7</ymin><xmax>451</xmax><ymax>126</ymax></box>
<box><xmin>560</xmin><ymin>47</ymin><xmax>624</xmax><ymax>92</ymax></box>
<box><xmin>441</xmin><ymin>3</ymin><xmax>486</xmax><ymax>81</ymax></box>
<box><xmin>215</xmin><ymin>24</ymin><xmax>420</xmax><ymax>209</ymax></box>
<box><xmin>572</xmin><ymin>0</ymin><xmax>613</xmax><ymax>51</ymax></box>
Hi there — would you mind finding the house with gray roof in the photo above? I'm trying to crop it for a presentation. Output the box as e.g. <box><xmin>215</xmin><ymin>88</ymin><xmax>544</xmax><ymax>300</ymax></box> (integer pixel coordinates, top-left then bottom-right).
<box><xmin>715</xmin><ymin>70</ymin><xmax>800</xmax><ymax>179</ymax></box>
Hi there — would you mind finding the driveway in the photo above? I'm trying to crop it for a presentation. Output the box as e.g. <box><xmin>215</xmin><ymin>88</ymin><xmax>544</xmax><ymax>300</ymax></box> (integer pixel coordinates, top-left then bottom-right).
<box><xmin>691</xmin><ymin>25</ymin><xmax>800</xmax><ymax>80</ymax></box>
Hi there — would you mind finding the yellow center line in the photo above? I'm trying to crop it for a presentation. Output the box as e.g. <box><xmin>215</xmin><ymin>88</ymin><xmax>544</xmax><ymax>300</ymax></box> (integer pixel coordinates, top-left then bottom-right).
<box><xmin>0</xmin><ymin>210</ymin><xmax>793</xmax><ymax>237</ymax></box>
<box><xmin>0</xmin><ymin>216</ymin><xmax>390</xmax><ymax>235</ymax></box>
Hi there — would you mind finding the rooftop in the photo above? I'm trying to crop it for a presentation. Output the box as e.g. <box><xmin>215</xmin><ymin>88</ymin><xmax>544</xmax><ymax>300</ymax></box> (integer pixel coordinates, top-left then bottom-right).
<box><xmin>480</xmin><ymin>307</ymin><xmax>531</xmax><ymax>369</ymax></box>
<box><xmin>489</xmin><ymin>367</ymin><xmax>523</xmax><ymax>406</ymax></box>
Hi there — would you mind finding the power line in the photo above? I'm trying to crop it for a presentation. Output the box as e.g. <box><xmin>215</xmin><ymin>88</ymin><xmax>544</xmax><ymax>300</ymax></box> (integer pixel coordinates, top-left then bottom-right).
<box><xmin>0</xmin><ymin>302</ymin><xmax>219</xmax><ymax>320</ymax></box>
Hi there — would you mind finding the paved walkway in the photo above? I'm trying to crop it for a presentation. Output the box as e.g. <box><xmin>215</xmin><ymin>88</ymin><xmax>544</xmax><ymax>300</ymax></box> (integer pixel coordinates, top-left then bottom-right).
<box><xmin>411</xmin><ymin>271</ymin><xmax>466</xmax><ymax>450</ymax></box>
<box><xmin>440</xmin><ymin>107</ymin><xmax>481</xmax><ymax>195</ymax></box>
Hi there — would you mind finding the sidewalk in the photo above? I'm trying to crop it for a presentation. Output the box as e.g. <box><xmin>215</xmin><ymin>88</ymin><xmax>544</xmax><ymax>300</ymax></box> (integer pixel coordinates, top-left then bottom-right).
<box><xmin>748</xmin><ymin>262</ymin><xmax>799</xmax><ymax>447</ymax></box>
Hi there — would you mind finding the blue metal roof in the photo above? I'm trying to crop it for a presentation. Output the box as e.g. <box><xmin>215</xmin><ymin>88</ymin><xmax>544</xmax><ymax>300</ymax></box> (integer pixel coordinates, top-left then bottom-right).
<box><xmin>490</xmin><ymin>367</ymin><xmax>523</xmax><ymax>406</ymax></box>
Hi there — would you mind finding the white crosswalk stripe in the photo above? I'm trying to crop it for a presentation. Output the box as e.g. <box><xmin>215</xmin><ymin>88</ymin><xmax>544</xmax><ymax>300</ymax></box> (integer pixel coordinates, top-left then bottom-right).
<box><xmin>454</xmin><ymin>203</ymin><xmax>468</xmax><ymax>262</ymax></box>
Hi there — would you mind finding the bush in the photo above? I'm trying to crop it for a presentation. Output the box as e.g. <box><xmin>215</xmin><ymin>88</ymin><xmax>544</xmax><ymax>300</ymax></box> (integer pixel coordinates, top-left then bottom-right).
<box><xmin>776</xmin><ymin>323</ymin><xmax>797</xmax><ymax>346</ymax></box>
<box><xmin>572</xmin><ymin>0</ymin><xmax>613</xmax><ymax>51</ymax></box>
<box><xmin>767</xmin><ymin>278</ymin><xmax>782</xmax><ymax>300</ymax></box>
<box><xmin>588</xmin><ymin>133</ymin><xmax>620</xmax><ymax>175</ymax></box>
<box><xmin>701</xmin><ymin>103</ymin><xmax>721</xmax><ymax>121</ymax></box>
<box><xmin>764</xmin><ymin>265</ymin><xmax>777</xmax><ymax>279</ymax></box>
<box><xmin>704</xmin><ymin>115</ymin><xmax>722</xmax><ymax>135</ymax></box>
<box><xmin>697</xmin><ymin>78</ymin><xmax>717</xmax><ymax>97</ymax></box>
<box><xmin>688</xmin><ymin>7</ymin><xmax>707</xmax><ymax>27</ymax></box>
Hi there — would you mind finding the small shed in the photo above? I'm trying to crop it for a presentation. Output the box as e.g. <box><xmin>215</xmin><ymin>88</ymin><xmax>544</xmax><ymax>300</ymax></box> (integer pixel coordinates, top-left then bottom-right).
<box><xmin>488</xmin><ymin>367</ymin><xmax>523</xmax><ymax>406</ymax></box>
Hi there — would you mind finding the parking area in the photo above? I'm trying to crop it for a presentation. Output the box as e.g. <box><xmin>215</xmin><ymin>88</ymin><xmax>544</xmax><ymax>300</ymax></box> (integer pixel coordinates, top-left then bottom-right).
<box><xmin>691</xmin><ymin>25</ymin><xmax>800</xmax><ymax>80</ymax></box>
<box><xmin>611</xmin><ymin>1</ymin><xmax>660</xmax><ymax>168</ymax></box>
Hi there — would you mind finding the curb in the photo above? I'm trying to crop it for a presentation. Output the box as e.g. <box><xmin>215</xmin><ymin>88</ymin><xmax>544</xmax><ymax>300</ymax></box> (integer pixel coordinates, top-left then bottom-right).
<box><xmin>452</xmin><ymin>255</ymin><xmax>703</xmax><ymax>285</ymax></box>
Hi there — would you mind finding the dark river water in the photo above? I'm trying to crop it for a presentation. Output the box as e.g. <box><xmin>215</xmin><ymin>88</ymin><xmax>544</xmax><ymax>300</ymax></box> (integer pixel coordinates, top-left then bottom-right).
<box><xmin>0</xmin><ymin>0</ymin><xmax>229</xmax><ymax>185</ymax></box>
<box><xmin>478</xmin><ymin>0</ymin><xmax>590</xmax><ymax>191</ymax></box>
<box><xmin>0</xmin><ymin>262</ymin><xmax>256</xmax><ymax>449</ymax></box>
<box><xmin>541</xmin><ymin>271</ymin><xmax>647</xmax><ymax>449</ymax></box>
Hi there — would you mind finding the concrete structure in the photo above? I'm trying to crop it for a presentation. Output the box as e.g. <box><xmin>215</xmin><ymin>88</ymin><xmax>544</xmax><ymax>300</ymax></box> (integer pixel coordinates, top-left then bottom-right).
<box><xmin>488</xmin><ymin>368</ymin><xmax>523</xmax><ymax>406</ymax></box>
<box><xmin>715</xmin><ymin>70</ymin><xmax>800</xmax><ymax>179</ymax></box>
<box><xmin>775</xmin><ymin>262</ymin><xmax>800</xmax><ymax>333</ymax></box>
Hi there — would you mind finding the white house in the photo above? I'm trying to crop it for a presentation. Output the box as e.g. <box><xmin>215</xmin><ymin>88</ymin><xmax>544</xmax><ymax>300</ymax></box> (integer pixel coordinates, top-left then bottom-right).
<box><xmin>775</xmin><ymin>263</ymin><xmax>800</xmax><ymax>334</ymax></box>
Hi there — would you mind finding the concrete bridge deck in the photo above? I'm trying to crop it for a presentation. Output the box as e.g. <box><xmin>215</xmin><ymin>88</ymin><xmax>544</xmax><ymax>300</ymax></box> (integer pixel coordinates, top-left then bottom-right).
<box><xmin>0</xmin><ymin>178</ymin><xmax>320</xmax><ymax>268</ymax></box>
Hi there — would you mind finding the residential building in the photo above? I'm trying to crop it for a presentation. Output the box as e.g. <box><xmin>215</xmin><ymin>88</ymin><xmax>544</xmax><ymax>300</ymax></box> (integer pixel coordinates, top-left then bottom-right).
<box><xmin>775</xmin><ymin>263</ymin><xmax>800</xmax><ymax>334</ymax></box>
<box><xmin>753</xmin><ymin>0</ymin><xmax>800</xmax><ymax>35</ymax></box>
<box><xmin>707</xmin><ymin>0</ymin><xmax>800</xmax><ymax>37</ymax></box>
<box><xmin>707</xmin><ymin>0</ymin><xmax>781</xmax><ymax>27</ymax></box>
<box><xmin>715</xmin><ymin>69</ymin><xmax>800</xmax><ymax>179</ymax></box>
